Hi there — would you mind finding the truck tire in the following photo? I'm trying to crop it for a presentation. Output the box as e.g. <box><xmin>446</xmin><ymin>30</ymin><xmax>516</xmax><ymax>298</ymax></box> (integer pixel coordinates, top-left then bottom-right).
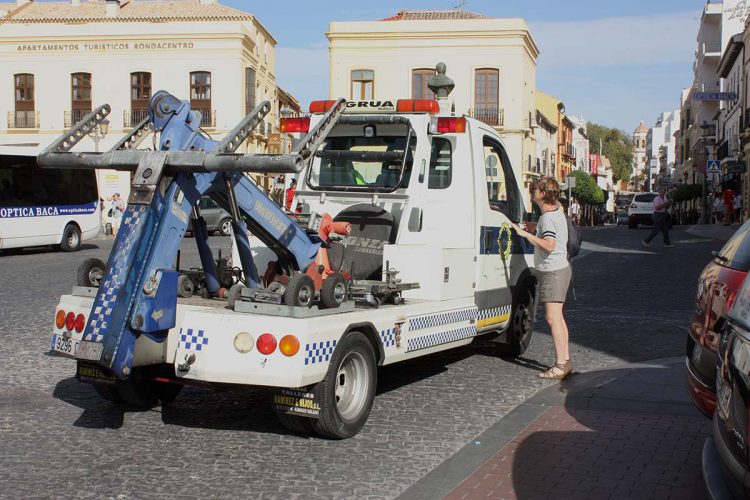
<box><xmin>77</xmin><ymin>258</ymin><xmax>106</xmax><ymax>287</ymax></box>
<box><xmin>177</xmin><ymin>274</ymin><xmax>195</xmax><ymax>298</ymax></box>
<box><xmin>284</xmin><ymin>274</ymin><xmax>315</xmax><ymax>308</ymax></box>
<box><xmin>60</xmin><ymin>224</ymin><xmax>81</xmax><ymax>252</ymax></box>
<box><xmin>115</xmin><ymin>378</ymin><xmax>183</xmax><ymax>408</ymax></box>
<box><xmin>320</xmin><ymin>273</ymin><xmax>347</xmax><ymax>309</ymax></box>
<box><xmin>499</xmin><ymin>286</ymin><xmax>535</xmax><ymax>357</ymax></box>
<box><xmin>93</xmin><ymin>383</ymin><xmax>122</xmax><ymax>402</ymax></box>
<box><xmin>276</xmin><ymin>411</ymin><xmax>314</xmax><ymax>434</ymax></box>
<box><xmin>312</xmin><ymin>332</ymin><xmax>377</xmax><ymax>439</ymax></box>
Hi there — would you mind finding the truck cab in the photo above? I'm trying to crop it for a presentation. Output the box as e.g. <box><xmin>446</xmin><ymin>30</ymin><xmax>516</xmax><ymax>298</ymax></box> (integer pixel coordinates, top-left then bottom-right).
<box><xmin>49</xmin><ymin>97</ymin><xmax>537</xmax><ymax>439</ymax></box>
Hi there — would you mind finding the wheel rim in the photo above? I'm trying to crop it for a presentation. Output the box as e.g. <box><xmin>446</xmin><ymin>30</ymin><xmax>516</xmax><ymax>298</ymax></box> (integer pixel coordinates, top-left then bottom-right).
<box><xmin>298</xmin><ymin>285</ymin><xmax>312</xmax><ymax>307</ymax></box>
<box><xmin>513</xmin><ymin>293</ymin><xmax>533</xmax><ymax>341</ymax></box>
<box><xmin>222</xmin><ymin>220</ymin><xmax>232</xmax><ymax>235</ymax></box>
<box><xmin>333</xmin><ymin>282</ymin><xmax>346</xmax><ymax>304</ymax></box>
<box><xmin>335</xmin><ymin>351</ymin><xmax>369</xmax><ymax>421</ymax></box>
<box><xmin>68</xmin><ymin>230</ymin><xmax>79</xmax><ymax>247</ymax></box>
<box><xmin>88</xmin><ymin>267</ymin><xmax>103</xmax><ymax>286</ymax></box>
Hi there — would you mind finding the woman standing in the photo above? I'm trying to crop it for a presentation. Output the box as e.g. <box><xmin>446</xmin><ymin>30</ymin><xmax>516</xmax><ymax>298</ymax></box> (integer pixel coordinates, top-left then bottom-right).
<box><xmin>511</xmin><ymin>177</ymin><xmax>572</xmax><ymax>380</ymax></box>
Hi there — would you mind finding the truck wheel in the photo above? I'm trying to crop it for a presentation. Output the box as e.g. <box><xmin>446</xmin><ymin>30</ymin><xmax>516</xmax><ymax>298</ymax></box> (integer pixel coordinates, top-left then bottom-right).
<box><xmin>77</xmin><ymin>258</ymin><xmax>106</xmax><ymax>287</ymax></box>
<box><xmin>115</xmin><ymin>378</ymin><xmax>182</xmax><ymax>408</ymax></box>
<box><xmin>60</xmin><ymin>224</ymin><xmax>81</xmax><ymax>252</ymax></box>
<box><xmin>276</xmin><ymin>411</ymin><xmax>314</xmax><ymax>434</ymax></box>
<box><xmin>219</xmin><ymin>218</ymin><xmax>233</xmax><ymax>236</ymax></box>
<box><xmin>93</xmin><ymin>383</ymin><xmax>122</xmax><ymax>402</ymax></box>
<box><xmin>177</xmin><ymin>274</ymin><xmax>195</xmax><ymax>298</ymax></box>
<box><xmin>284</xmin><ymin>274</ymin><xmax>315</xmax><ymax>308</ymax></box>
<box><xmin>499</xmin><ymin>287</ymin><xmax>535</xmax><ymax>357</ymax></box>
<box><xmin>312</xmin><ymin>332</ymin><xmax>377</xmax><ymax>439</ymax></box>
<box><xmin>320</xmin><ymin>273</ymin><xmax>347</xmax><ymax>309</ymax></box>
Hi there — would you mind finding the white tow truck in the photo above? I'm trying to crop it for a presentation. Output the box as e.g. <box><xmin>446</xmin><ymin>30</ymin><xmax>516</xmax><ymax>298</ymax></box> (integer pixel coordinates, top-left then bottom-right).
<box><xmin>49</xmin><ymin>97</ymin><xmax>537</xmax><ymax>439</ymax></box>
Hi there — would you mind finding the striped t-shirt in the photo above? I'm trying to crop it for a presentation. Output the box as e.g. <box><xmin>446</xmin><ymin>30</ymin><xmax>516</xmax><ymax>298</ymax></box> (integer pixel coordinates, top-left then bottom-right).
<box><xmin>534</xmin><ymin>207</ymin><xmax>569</xmax><ymax>272</ymax></box>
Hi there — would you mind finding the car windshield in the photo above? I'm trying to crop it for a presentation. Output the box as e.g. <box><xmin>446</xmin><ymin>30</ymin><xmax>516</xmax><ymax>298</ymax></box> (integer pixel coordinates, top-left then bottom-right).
<box><xmin>717</xmin><ymin>219</ymin><xmax>750</xmax><ymax>272</ymax></box>
<box><xmin>634</xmin><ymin>193</ymin><xmax>656</xmax><ymax>203</ymax></box>
<box><xmin>307</xmin><ymin>132</ymin><xmax>416</xmax><ymax>192</ymax></box>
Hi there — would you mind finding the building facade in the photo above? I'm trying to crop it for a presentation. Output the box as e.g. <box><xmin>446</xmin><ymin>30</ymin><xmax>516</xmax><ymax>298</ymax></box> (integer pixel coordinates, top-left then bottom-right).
<box><xmin>0</xmin><ymin>0</ymin><xmax>285</xmax><ymax>199</ymax></box>
<box><xmin>568</xmin><ymin>115</ymin><xmax>589</xmax><ymax>174</ymax></box>
<box><xmin>646</xmin><ymin>110</ymin><xmax>680</xmax><ymax>191</ymax></box>
<box><xmin>632</xmin><ymin>121</ymin><xmax>648</xmax><ymax>191</ymax></box>
<box><xmin>327</xmin><ymin>9</ymin><xmax>540</xmax><ymax>190</ymax></box>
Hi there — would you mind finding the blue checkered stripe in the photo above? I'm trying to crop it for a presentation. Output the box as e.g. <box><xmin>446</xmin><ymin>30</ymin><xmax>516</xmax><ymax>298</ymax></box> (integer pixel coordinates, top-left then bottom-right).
<box><xmin>179</xmin><ymin>328</ymin><xmax>209</xmax><ymax>351</ymax></box>
<box><xmin>408</xmin><ymin>308</ymin><xmax>478</xmax><ymax>332</ymax></box>
<box><xmin>380</xmin><ymin>328</ymin><xmax>396</xmax><ymax>348</ymax></box>
<box><xmin>477</xmin><ymin>305</ymin><xmax>512</xmax><ymax>322</ymax></box>
<box><xmin>305</xmin><ymin>340</ymin><xmax>337</xmax><ymax>365</ymax></box>
<box><xmin>406</xmin><ymin>325</ymin><xmax>477</xmax><ymax>353</ymax></box>
<box><xmin>85</xmin><ymin>205</ymin><xmax>147</xmax><ymax>343</ymax></box>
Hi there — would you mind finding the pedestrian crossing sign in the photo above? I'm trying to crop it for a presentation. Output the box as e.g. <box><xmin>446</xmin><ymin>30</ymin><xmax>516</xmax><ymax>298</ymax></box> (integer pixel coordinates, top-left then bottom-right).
<box><xmin>707</xmin><ymin>160</ymin><xmax>721</xmax><ymax>173</ymax></box>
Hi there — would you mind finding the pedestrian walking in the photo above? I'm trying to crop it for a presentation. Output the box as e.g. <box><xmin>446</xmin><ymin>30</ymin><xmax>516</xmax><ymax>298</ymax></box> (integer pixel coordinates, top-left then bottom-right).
<box><xmin>108</xmin><ymin>192</ymin><xmax>126</xmax><ymax>235</ymax></box>
<box><xmin>570</xmin><ymin>199</ymin><xmax>580</xmax><ymax>225</ymax></box>
<box><xmin>511</xmin><ymin>177</ymin><xmax>572</xmax><ymax>381</ymax></box>
<box><xmin>733</xmin><ymin>192</ymin><xmax>742</xmax><ymax>224</ymax></box>
<box><xmin>723</xmin><ymin>186</ymin><xmax>735</xmax><ymax>225</ymax></box>
<box><xmin>285</xmin><ymin>178</ymin><xmax>297</xmax><ymax>211</ymax></box>
<box><xmin>713</xmin><ymin>192</ymin><xmax>723</xmax><ymax>224</ymax></box>
<box><xmin>641</xmin><ymin>187</ymin><xmax>673</xmax><ymax>248</ymax></box>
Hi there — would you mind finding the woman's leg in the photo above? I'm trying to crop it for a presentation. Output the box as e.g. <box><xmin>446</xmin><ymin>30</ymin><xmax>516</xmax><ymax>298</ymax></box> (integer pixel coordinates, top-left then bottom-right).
<box><xmin>545</xmin><ymin>302</ymin><xmax>568</xmax><ymax>365</ymax></box>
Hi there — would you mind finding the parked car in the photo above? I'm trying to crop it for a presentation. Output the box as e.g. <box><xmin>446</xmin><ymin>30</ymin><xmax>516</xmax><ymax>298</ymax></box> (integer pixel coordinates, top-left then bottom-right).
<box><xmin>186</xmin><ymin>196</ymin><xmax>233</xmax><ymax>236</ymax></box>
<box><xmin>627</xmin><ymin>192</ymin><xmax>657</xmax><ymax>228</ymax></box>
<box><xmin>687</xmin><ymin>220</ymin><xmax>750</xmax><ymax>418</ymax></box>
<box><xmin>616</xmin><ymin>210</ymin><xmax>629</xmax><ymax>226</ymax></box>
<box><xmin>703</xmin><ymin>278</ymin><xmax>750</xmax><ymax>498</ymax></box>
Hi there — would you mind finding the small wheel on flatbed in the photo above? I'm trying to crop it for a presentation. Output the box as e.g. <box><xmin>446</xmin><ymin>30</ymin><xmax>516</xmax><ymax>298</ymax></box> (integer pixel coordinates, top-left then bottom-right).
<box><xmin>498</xmin><ymin>285</ymin><xmax>535</xmax><ymax>357</ymax></box>
<box><xmin>276</xmin><ymin>412</ymin><xmax>314</xmax><ymax>435</ymax></box>
<box><xmin>177</xmin><ymin>274</ymin><xmax>195</xmax><ymax>298</ymax></box>
<box><xmin>77</xmin><ymin>258</ymin><xmax>106</xmax><ymax>287</ymax></box>
<box><xmin>284</xmin><ymin>274</ymin><xmax>315</xmax><ymax>308</ymax></box>
<box><xmin>312</xmin><ymin>332</ymin><xmax>377</xmax><ymax>439</ymax></box>
<box><xmin>320</xmin><ymin>273</ymin><xmax>347</xmax><ymax>309</ymax></box>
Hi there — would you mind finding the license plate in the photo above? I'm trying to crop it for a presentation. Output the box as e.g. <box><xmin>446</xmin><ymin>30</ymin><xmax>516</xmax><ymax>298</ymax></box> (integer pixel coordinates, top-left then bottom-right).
<box><xmin>51</xmin><ymin>333</ymin><xmax>79</xmax><ymax>356</ymax></box>
<box><xmin>76</xmin><ymin>340</ymin><xmax>103</xmax><ymax>361</ymax></box>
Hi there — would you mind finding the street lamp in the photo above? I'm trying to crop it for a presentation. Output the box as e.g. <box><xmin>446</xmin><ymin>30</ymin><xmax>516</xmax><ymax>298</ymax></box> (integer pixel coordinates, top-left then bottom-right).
<box><xmin>91</xmin><ymin>119</ymin><xmax>109</xmax><ymax>153</ymax></box>
<box><xmin>699</xmin><ymin>120</ymin><xmax>712</xmax><ymax>224</ymax></box>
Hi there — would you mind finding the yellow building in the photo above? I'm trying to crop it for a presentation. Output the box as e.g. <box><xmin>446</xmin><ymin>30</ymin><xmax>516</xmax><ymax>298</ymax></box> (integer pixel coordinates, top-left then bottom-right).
<box><xmin>327</xmin><ymin>9</ymin><xmax>539</xmax><ymax>191</ymax></box>
<box><xmin>536</xmin><ymin>91</ymin><xmax>574</xmax><ymax>181</ymax></box>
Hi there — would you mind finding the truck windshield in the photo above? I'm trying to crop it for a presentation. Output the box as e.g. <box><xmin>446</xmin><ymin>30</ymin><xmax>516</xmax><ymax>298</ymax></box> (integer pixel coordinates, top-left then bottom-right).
<box><xmin>307</xmin><ymin>134</ymin><xmax>416</xmax><ymax>192</ymax></box>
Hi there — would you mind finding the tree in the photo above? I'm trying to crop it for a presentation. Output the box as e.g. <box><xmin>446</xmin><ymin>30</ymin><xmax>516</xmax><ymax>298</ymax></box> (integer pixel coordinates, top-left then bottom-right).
<box><xmin>570</xmin><ymin>170</ymin><xmax>604</xmax><ymax>204</ymax></box>
<box><xmin>587</xmin><ymin>122</ymin><xmax>633</xmax><ymax>183</ymax></box>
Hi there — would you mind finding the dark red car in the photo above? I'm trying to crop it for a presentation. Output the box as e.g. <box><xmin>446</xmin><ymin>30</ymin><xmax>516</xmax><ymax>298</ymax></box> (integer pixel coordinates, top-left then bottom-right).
<box><xmin>687</xmin><ymin>221</ymin><xmax>750</xmax><ymax>417</ymax></box>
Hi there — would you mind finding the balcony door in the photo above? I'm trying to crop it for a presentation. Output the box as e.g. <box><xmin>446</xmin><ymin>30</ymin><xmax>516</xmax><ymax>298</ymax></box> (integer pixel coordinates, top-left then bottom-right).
<box><xmin>71</xmin><ymin>72</ymin><xmax>92</xmax><ymax>125</ymax></box>
<box><xmin>14</xmin><ymin>74</ymin><xmax>35</xmax><ymax>128</ymax></box>
<box><xmin>130</xmin><ymin>71</ymin><xmax>151</xmax><ymax>126</ymax></box>
<box><xmin>474</xmin><ymin>69</ymin><xmax>499</xmax><ymax>126</ymax></box>
<box><xmin>190</xmin><ymin>71</ymin><xmax>212</xmax><ymax>127</ymax></box>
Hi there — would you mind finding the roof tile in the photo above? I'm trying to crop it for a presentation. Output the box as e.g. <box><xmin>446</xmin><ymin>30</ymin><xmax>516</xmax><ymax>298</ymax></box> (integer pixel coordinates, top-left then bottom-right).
<box><xmin>379</xmin><ymin>9</ymin><xmax>488</xmax><ymax>21</ymax></box>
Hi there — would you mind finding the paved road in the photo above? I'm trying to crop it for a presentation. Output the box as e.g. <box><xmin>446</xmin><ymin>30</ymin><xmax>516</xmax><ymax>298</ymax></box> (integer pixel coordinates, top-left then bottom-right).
<box><xmin>0</xmin><ymin>225</ymin><xmax>724</xmax><ymax>498</ymax></box>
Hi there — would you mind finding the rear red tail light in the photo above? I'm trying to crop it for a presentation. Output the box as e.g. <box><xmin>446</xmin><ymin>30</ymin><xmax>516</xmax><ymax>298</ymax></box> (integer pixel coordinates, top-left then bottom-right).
<box><xmin>436</xmin><ymin>117</ymin><xmax>467</xmax><ymax>133</ymax></box>
<box><xmin>55</xmin><ymin>310</ymin><xmax>66</xmax><ymax>329</ymax></box>
<box><xmin>74</xmin><ymin>314</ymin><xmax>86</xmax><ymax>333</ymax></box>
<box><xmin>629</xmin><ymin>203</ymin><xmax>637</xmax><ymax>209</ymax></box>
<box><xmin>280</xmin><ymin>117</ymin><xmax>310</xmax><ymax>133</ymax></box>
<box><xmin>256</xmin><ymin>333</ymin><xmax>277</xmax><ymax>355</ymax></box>
<box><xmin>65</xmin><ymin>312</ymin><xmax>75</xmax><ymax>331</ymax></box>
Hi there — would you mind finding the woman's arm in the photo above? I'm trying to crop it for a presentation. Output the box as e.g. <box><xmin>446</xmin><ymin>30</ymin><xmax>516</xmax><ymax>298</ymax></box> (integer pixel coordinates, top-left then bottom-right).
<box><xmin>510</xmin><ymin>222</ymin><xmax>556</xmax><ymax>254</ymax></box>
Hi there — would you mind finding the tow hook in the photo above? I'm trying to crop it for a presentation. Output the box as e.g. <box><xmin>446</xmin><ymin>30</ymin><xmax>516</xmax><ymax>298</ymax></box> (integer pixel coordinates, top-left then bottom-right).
<box><xmin>177</xmin><ymin>352</ymin><xmax>196</xmax><ymax>372</ymax></box>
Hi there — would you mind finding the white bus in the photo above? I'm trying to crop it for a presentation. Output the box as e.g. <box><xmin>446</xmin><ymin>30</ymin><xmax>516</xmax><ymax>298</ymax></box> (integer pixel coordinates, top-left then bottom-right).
<box><xmin>0</xmin><ymin>146</ymin><xmax>100</xmax><ymax>252</ymax></box>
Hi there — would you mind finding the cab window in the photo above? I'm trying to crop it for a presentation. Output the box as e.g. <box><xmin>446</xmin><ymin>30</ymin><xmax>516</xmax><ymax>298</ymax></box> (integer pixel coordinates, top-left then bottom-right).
<box><xmin>483</xmin><ymin>138</ymin><xmax>520</xmax><ymax>221</ymax></box>
<box><xmin>428</xmin><ymin>138</ymin><xmax>452</xmax><ymax>189</ymax></box>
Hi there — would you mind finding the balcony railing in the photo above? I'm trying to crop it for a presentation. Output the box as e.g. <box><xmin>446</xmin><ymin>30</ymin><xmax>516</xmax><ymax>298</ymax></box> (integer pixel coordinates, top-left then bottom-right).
<box><xmin>7</xmin><ymin>111</ymin><xmax>39</xmax><ymax>129</ymax></box>
<box><xmin>561</xmin><ymin>142</ymin><xmax>576</xmax><ymax>159</ymax></box>
<box><xmin>123</xmin><ymin>108</ymin><xmax>150</xmax><ymax>128</ymax></box>
<box><xmin>469</xmin><ymin>107</ymin><xmax>504</xmax><ymax>127</ymax></box>
<box><xmin>64</xmin><ymin>109</ymin><xmax>92</xmax><ymax>128</ymax></box>
<box><xmin>192</xmin><ymin>108</ymin><xmax>216</xmax><ymax>128</ymax></box>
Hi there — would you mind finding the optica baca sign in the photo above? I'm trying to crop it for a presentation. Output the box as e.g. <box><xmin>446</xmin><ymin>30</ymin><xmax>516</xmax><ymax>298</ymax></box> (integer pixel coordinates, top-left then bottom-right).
<box><xmin>0</xmin><ymin>202</ymin><xmax>97</xmax><ymax>219</ymax></box>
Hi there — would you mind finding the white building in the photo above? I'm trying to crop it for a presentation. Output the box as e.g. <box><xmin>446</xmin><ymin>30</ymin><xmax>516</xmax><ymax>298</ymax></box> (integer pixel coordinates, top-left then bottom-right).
<box><xmin>534</xmin><ymin>107</ymin><xmax>557</xmax><ymax>179</ymax></box>
<box><xmin>567</xmin><ymin>115</ymin><xmax>589</xmax><ymax>174</ymax></box>
<box><xmin>327</xmin><ymin>9</ymin><xmax>539</xmax><ymax>190</ymax></box>
<box><xmin>717</xmin><ymin>33</ymin><xmax>743</xmax><ymax>187</ymax></box>
<box><xmin>0</xmin><ymin>0</ymin><xmax>284</xmax><ymax>199</ymax></box>
<box><xmin>646</xmin><ymin>110</ymin><xmax>680</xmax><ymax>191</ymax></box>
<box><xmin>632</xmin><ymin>121</ymin><xmax>648</xmax><ymax>191</ymax></box>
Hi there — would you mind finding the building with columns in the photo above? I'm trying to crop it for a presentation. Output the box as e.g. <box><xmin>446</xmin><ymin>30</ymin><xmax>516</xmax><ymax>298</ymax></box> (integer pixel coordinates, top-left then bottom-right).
<box><xmin>0</xmin><ymin>0</ymin><xmax>292</xmax><ymax>198</ymax></box>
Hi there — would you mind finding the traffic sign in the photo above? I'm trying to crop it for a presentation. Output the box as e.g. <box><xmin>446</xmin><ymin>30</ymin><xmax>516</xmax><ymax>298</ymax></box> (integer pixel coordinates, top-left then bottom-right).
<box><xmin>707</xmin><ymin>160</ymin><xmax>721</xmax><ymax>173</ymax></box>
<box><xmin>694</xmin><ymin>92</ymin><xmax>738</xmax><ymax>101</ymax></box>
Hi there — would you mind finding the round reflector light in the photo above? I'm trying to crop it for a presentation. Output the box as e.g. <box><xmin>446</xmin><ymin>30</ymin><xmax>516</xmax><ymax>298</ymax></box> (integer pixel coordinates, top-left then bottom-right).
<box><xmin>234</xmin><ymin>332</ymin><xmax>255</xmax><ymax>354</ymax></box>
<box><xmin>256</xmin><ymin>333</ymin><xmax>277</xmax><ymax>355</ymax></box>
<box><xmin>74</xmin><ymin>314</ymin><xmax>86</xmax><ymax>333</ymax></box>
<box><xmin>279</xmin><ymin>335</ymin><xmax>300</xmax><ymax>357</ymax></box>
<box><xmin>55</xmin><ymin>310</ymin><xmax>66</xmax><ymax>329</ymax></box>
<box><xmin>65</xmin><ymin>312</ymin><xmax>76</xmax><ymax>331</ymax></box>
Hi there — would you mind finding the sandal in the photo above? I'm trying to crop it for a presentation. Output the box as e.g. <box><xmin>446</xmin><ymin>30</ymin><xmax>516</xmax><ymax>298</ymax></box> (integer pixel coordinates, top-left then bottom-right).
<box><xmin>538</xmin><ymin>362</ymin><xmax>569</xmax><ymax>380</ymax></box>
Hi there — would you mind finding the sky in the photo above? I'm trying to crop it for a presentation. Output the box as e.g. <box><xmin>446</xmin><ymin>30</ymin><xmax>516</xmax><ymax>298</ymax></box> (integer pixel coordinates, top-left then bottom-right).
<box><xmin>223</xmin><ymin>0</ymin><xmax>712</xmax><ymax>134</ymax></box>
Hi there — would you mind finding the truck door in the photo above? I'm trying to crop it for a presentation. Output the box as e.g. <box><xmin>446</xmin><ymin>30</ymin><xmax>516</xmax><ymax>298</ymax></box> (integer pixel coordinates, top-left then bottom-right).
<box><xmin>475</xmin><ymin>136</ymin><xmax>526</xmax><ymax>332</ymax></box>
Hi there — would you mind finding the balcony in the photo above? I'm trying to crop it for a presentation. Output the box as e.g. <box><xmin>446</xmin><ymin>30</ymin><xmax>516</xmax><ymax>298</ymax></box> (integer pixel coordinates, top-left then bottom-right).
<box><xmin>699</xmin><ymin>41</ymin><xmax>721</xmax><ymax>60</ymax></box>
<box><xmin>192</xmin><ymin>108</ymin><xmax>216</xmax><ymax>128</ymax></box>
<box><xmin>123</xmin><ymin>108</ymin><xmax>150</xmax><ymax>128</ymax></box>
<box><xmin>64</xmin><ymin>109</ymin><xmax>91</xmax><ymax>129</ymax></box>
<box><xmin>7</xmin><ymin>111</ymin><xmax>39</xmax><ymax>129</ymax></box>
<box><xmin>469</xmin><ymin>107</ymin><xmax>504</xmax><ymax>127</ymax></box>
<box><xmin>561</xmin><ymin>142</ymin><xmax>576</xmax><ymax>159</ymax></box>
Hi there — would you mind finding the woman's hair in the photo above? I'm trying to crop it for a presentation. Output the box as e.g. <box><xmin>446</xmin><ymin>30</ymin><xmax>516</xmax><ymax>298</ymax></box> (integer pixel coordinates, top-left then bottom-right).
<box><xmin>531</xmin><ymin>177</ymin><xmax>561</xmax><ymax>205</ymax></box>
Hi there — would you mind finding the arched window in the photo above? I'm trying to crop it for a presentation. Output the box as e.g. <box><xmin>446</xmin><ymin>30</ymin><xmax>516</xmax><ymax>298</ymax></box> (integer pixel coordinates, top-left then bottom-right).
<box><xmin>129</xmin><ymin>71</ymin><xmax>151</xmax><ymax>126</ymax></box>
<box><xmin>190</xmin><ymin>71</ymin><xmax>213</xmax><ymax>127</ymax></box>
<box><xmin>13</xmin><ymin>73</ymin><xmax>35</xmax><ymax>128</ymax></box>
<box><xmin>412</xmin><ymin>68</ymin><xmax>436</xmax><ymax>99</ymax></box>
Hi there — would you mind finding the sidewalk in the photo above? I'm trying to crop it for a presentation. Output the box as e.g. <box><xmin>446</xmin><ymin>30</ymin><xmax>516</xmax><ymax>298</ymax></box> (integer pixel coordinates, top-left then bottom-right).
<box><xmin>400</xmin><ymin>358</ymin><xmax>711</xmax><ymax>500</ymax></box>
<box><xmin>687</xmin><ymin>223</ymin><xmax>740</xmax><ymax>242</ymax></box>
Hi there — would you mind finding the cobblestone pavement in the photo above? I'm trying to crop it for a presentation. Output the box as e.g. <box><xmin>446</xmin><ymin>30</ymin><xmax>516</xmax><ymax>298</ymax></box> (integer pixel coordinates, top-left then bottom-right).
<box><xmin>0</xmin><ymin>226</ymin><xmax>724</xmax><ymax>498</ymax></box>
